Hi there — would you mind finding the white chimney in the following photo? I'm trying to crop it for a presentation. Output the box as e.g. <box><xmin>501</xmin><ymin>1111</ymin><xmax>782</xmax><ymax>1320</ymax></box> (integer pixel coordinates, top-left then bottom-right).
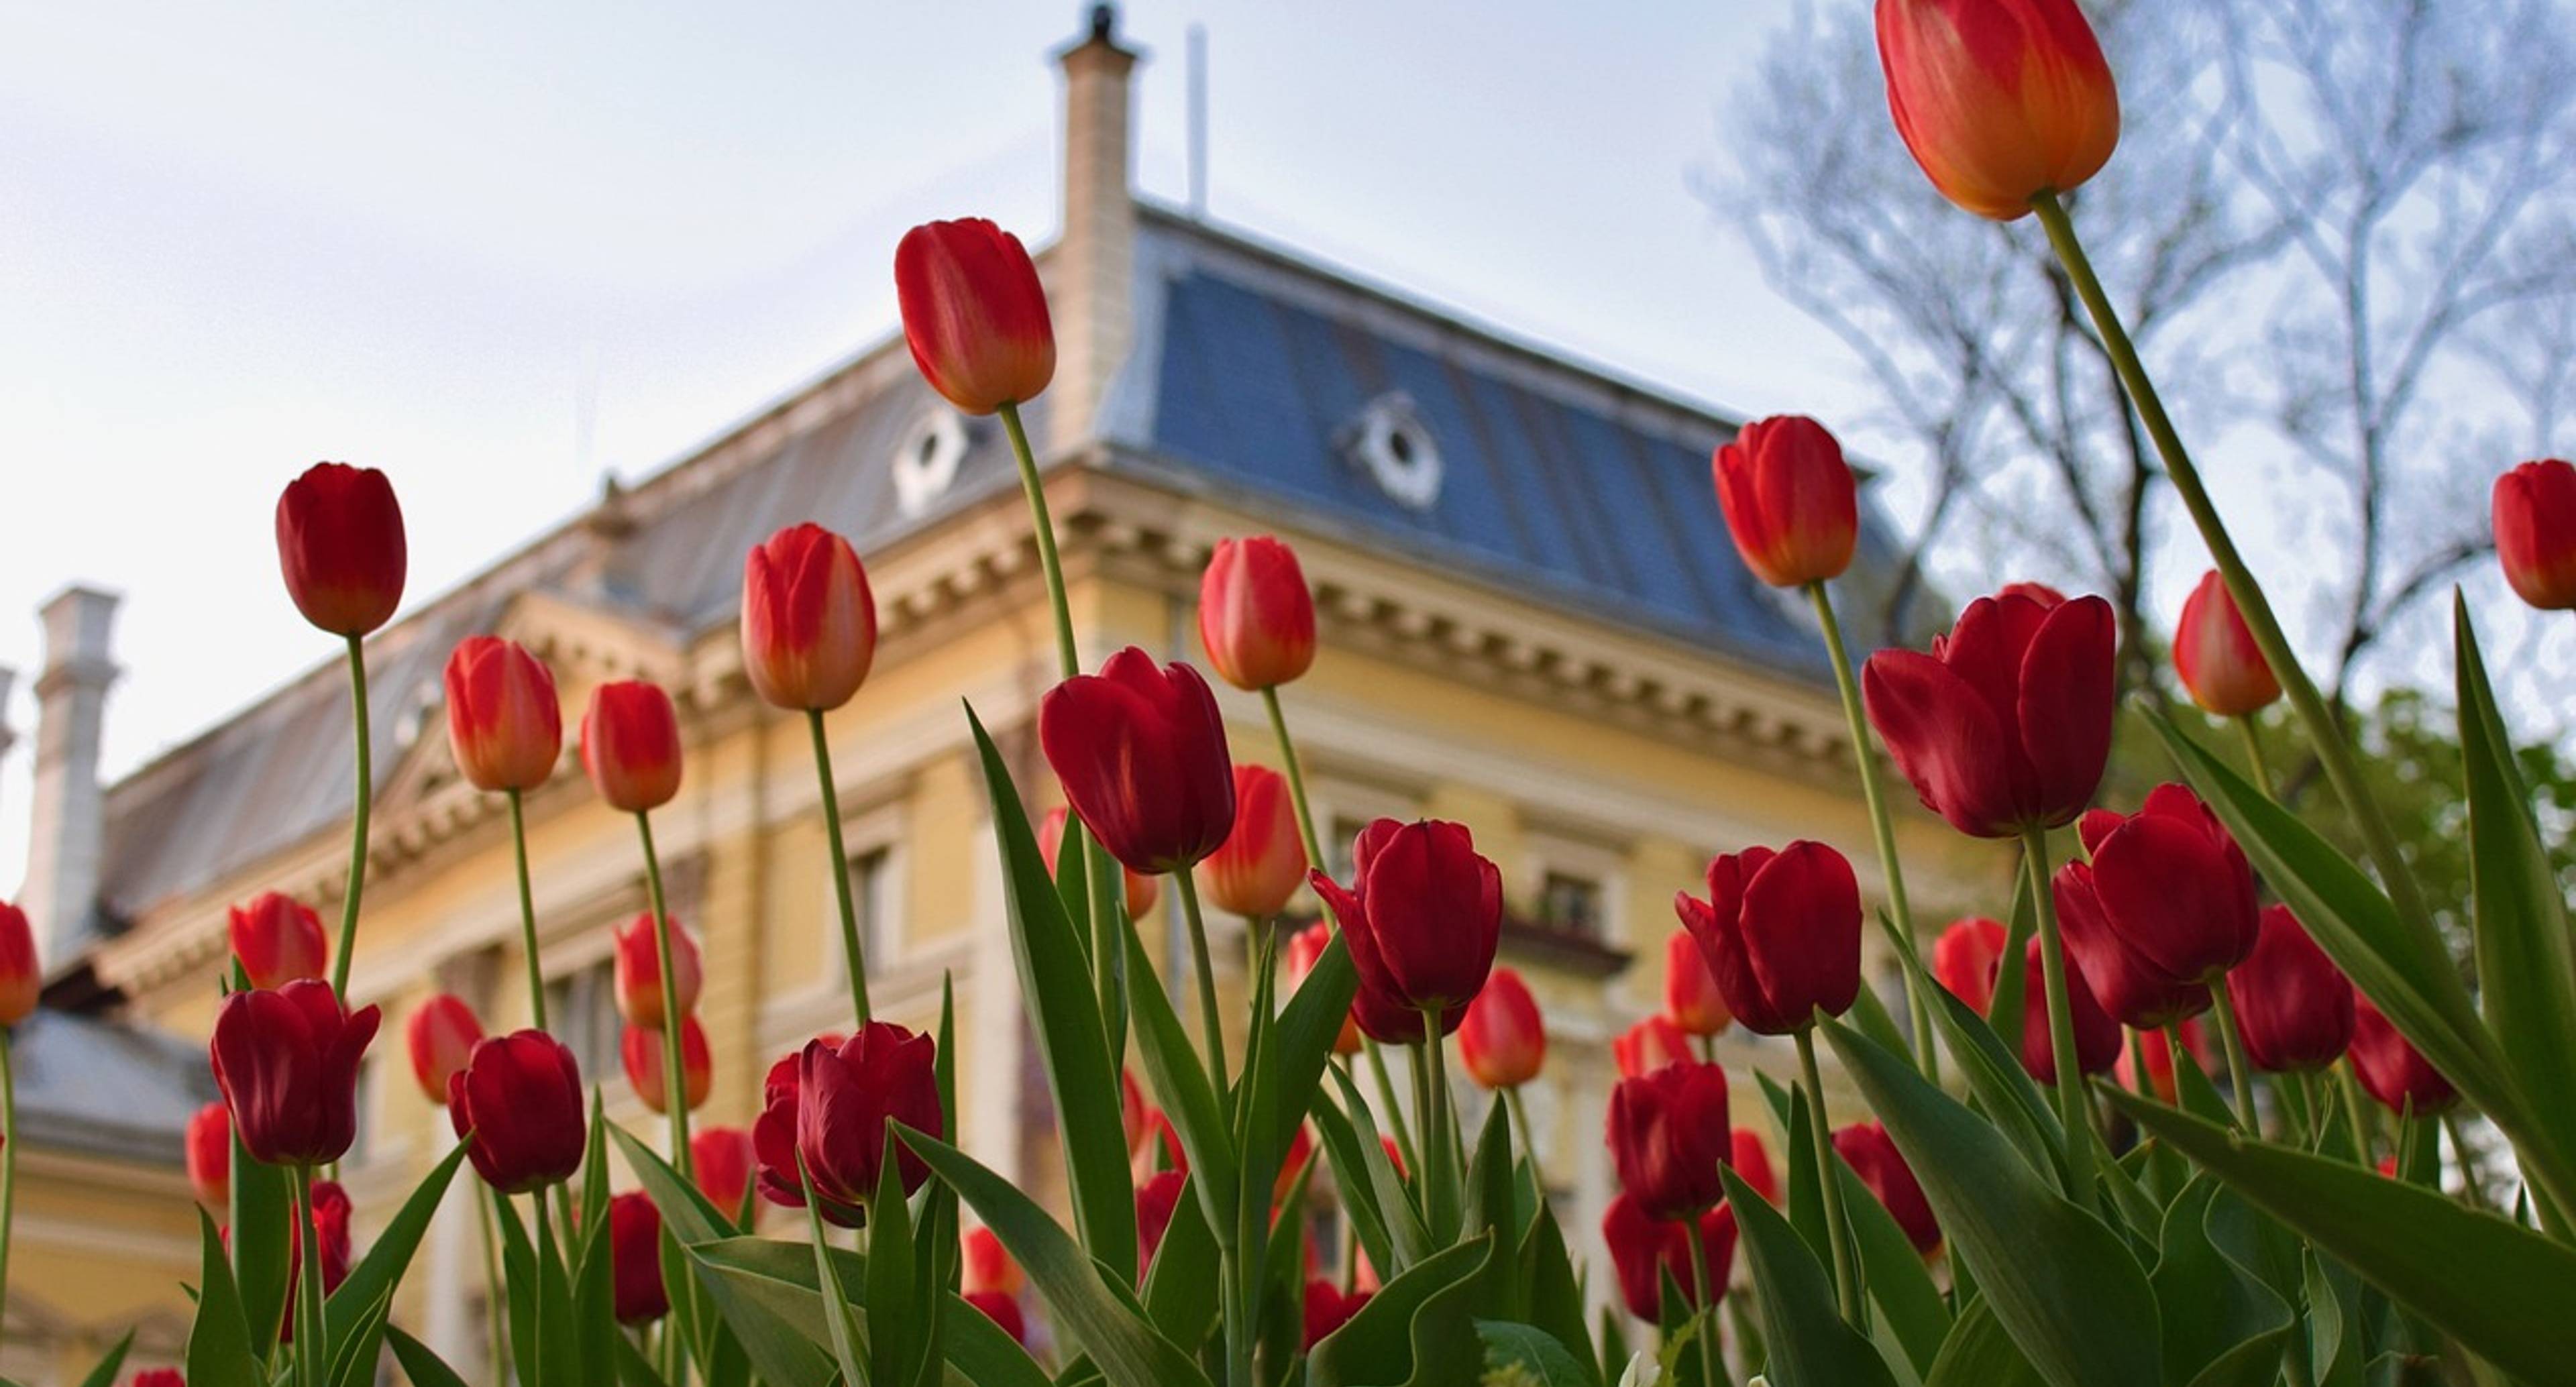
<box><xmin>1049</xmin><ymin>3</ymin><xmax>1142</xmax><ymax>454</ymax></box>
<box><xmin>24</xmin><ymin>586</ymin><xmax>119</xmax><ymax>968</ymax></box>
<box><xmin>0</xmin><ymin>667</ymin><xmax>18</xmax><ymax>787</ymax></box>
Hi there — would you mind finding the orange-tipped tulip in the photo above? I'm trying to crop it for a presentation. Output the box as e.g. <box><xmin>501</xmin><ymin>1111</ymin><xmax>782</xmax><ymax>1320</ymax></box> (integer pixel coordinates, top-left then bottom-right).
<box><xmin>964</xmin><ymin>1225</ymin><xmax>1023</xmax><ymax>1297</ymax></box>
<box><xmin>894</xmin><ymin>219</ymin><xmax>1055</xmax><ymax>415</ymax></box>
<box><xmin>405</xmin><ymin>993</ymin><xmax>483</xmax><ymax>1105</ymax></box>
<box><xmin>1198</xmin><ymin>536</ymin><xmax>1318</xmax><ymax>691</ymax></box>
<box><xmin>1199</xmin><ymin>765</ymin><xmax>1308</xmax><ymax>919</ymax></box>
<box><xmin>741</xmin><ymin>523</ymin><xmax>877</xmax><ymax>711</ymax></box>
<box><xmin>443</xmin><ymin>636</ymin><xmax>562</xmax><ymax>792</ymax></box>
<box><xmin>1039</xmin><ymin>806</ymin><xmax>1159</xmax><ymax>921</ymax></box>
<box><xmin>275</xmin><ymin>462</ymin><xmax>406</xmax><ymax>636</ymax></box>
<box><xmin>1285</xmin><ymin>923</ymin><xmax>1362</xmax><ymax>1056</ymax></box>
<box><xmin>1613</xmin><ymin>1014</ymin><xmax>1696</xmax><ymax>1080</ymax></box>
<box><xmin>612</xmin><ymin>913</ymin><xmax>704</xmax><ymax>1030</ymax></box>
<box><xmin>2493</xmin><ymin>459</ymin><xmax>2576</xmax><ymax>610</ymax></box>
<box><xmin>1713</xmin><ymin>415</ymin><xmax>1858</xmax><ymax>588</ymax></box>
<box><xmin>1457</xmin><ymin>967</ymin><xmax>1545</xmax><ymax>1090</ymax></box>
<box><xmin>1664</xmin><ymin>928</ymin><xmax>1732</xmax><ymax>1037</ymax></box>
<box><xmin>186</xmin><ymin>1101</ymin><xmax>231</xmax><ymax>1209</ymax></box>
<box><xmin>2172</xmin><ymin>571</ymin><xmax>2277</xmax><ymax>717</ymax></box>
<box><xmin>1931</xmin><ymin>916</ymin><xmax>2006</xmax><ymax>1015</ymax></box>
<box><xmin>1875</xmin><ymin>0</ymin><xmax>2120</xmax><ymax>221</ymax></box>
<box><xmin>0</xmin><ymin>899</ymin><xmax>36</xmax><ymax>1027</ymax></box>
<box><xmin>228</xmin><ymin>891</ymin><xmax>327</xmax><ymax>993</ymax></box>
<box><xmin>692</xmin><ymin>1125</ymin><xmax>755</xmax><ymax>1216</ymax></box>
<box><xmin>623</xmin><ymin>1017</ymin><xmax>712</xmax><ymax>1115</ymax></box>
<box><xmin>581</xmin><ymin>681</ymin><xmax>683</xmax><ymax>814</ymax></box>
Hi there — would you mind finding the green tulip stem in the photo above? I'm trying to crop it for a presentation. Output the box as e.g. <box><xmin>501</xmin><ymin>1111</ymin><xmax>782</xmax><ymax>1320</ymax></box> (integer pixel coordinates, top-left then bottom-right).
<box><xmin>0</xmin><ymin>1029</ymin><xmax>15</xmax><ymax>1352</ymax></box>
<box><xmin>2029</xmin><ymin>192</ymin><xmax>2432</xmax><ymax>940</ymax></box>
<box><xmin>996</xmin><ymin>400</ymin><xmax>1079</xmax><ymax>681</ymax></box>
<box><xmin>636</xmin><ymin>812</ymin><xmax>694</xmax><ymax>1180</ymax></box>
<box><xmin>2233</xmin><ymin>716</ymin><xmax>2274</xmax><ymax>799</ymax></box>
<box><xmin>808</xmin><ymin>708</ymin><xmax>873</xmax><ymax>1028</ymax></box>
<box><xmin>1368</xmin><ymin>1041</ymin><xmax>1423</xmax><ymax>1180</ymax></box>
<box><xmin>1681</xmin><ymin>1215</ymin><xmax>1726</xmax><ymax>1387</ymax></box>
<box><xmin>476</xmin><ymin>1184</ymin><xmax>511</xmax><ymax>1384</ymax></box>
<box><xmin>1794</xmin><ymin>1025</ymin><xmax>1863</xmax><ymax>1325</ymax></box>
<box><xmin>505</xmin><ymin>789</ymin><xmax>549</xmax><ymax>1033</ymax></box>
<box><xmin>2206</xmin><ymin>984</ymin><xmax>2259</xmax><ymax>1131</ymax></box>
<box><xmin>1260</xmin><ymin>685</ymin><xmax>1327</xmax><ymax>871</ymax></box>
<box><xmin>1418</xmin><ymin>1005</ymin><xmax>1456</xmax><ymax>1219</ymax></box>
<box><xmin>2020</xmin><ymin>827</ymin><xmax>2098</xmax><ymax>1202</ymax></box>
<box><xmin>2340</xmin><ymin>1060</ymin><xmax>2377</xmax><ymax>1163</ymax></box>
<box><xmin>330</xmin><ymin>633</ymin><xmax>372</xmax><ymax>1000</ymax></box>
<box><xmin>1173</xmin><ymin>869</ymin><xmax>1230</xmax><ymax>1086</ymax></box>
<box><xmin>294</xmin><ymin>1166</ymin><xmax>327</xmax><ymax>1387</ymax></box>
<box><xmin>2127</xmin><ymin>1029</ymin><xmax>2152</xmax><ymax>1098</ymax></box>
<box><xmin>529</xmin><ymin>1188</ymin><xmax>553</xmax><ymax>1378</ymax></box>
<box><xmin>1504</xmin><ymin>1084</ymin><xmax>1546</xmax><ymax>1199</ymax></box>
<box><xmin>1806</xmin><ymin>580</ymin><xmax>1937</xmax><ymax>1081</ymax></box>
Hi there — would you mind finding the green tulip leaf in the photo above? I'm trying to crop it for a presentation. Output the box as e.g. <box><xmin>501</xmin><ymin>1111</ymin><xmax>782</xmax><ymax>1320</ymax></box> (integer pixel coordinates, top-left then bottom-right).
<box><xmin>70</xmin><ymin>1331</ymin><xmax>133</xmax><ymax>1387</ymax></box>
<box><xmin>1477</xmin><ymin>1319</ymin><xmax>1596</xmax><ymax>1387</ymax></box>
<box><xmin>1120</xmin><ymin>911</ymin><xmax>1241</xmax><ymax>1232</ymax></box>
<box><xmin>1886</xmin><ymin>902</ymin><xmax>2066</xmax><ymax>1192</ymax></box>
<box><xmin>688</xmin><ymin>1237</ymin><xmax>1051</xmax><ymax>1387</ymax></box>
<box><xmin>1137</xmin><ymin>1172</ymin><xmax>1222</xmax><ymax>1349</ymax></box>
<box><xmin>386</xmin><ymin>1328</ymin><xmax>475</xmax><ymax>1387</ymax></box>
<box><xmin>184</xmin><ymin>1209</ymin><xmax>262</xmax><ymax>1387</ymax></box>
<box><xmin>226</xmin><ymin>1121</ymin><xmax>291</xmax><ymax>1364</ymax></box>
<box><xmin>2147</xmin><ymin>1178</ymin><xmax>2289</xmax><ymax>1387</ymax></box>
<box><xmin>1923</xmin><ymin>1296</ymin><xmax>2045</xmax><ymax>1387</ymax></box>
<box><xmin>1514</xmin><ymin>1202</ymin><xmax>1600</xmax><ymax>1385</ymax></box>
<box><xmin>1311</xmin><ymin>1074</ymin><xmax>1399</xmax><ymax>1278</ymax></box>
<box><xmin>1307</xmin><ymin>1234</ymin><xmax>1493</xmax><ymax>1387</ymax></box>
<box><xmin>611</xmin><ymin>1126</ymin><xmax>814</xmax><ymax>1387</ymax></box>
<box><xmin>1833</xmin><ymin>1158</ymin><xmax>1949</xmax><ymax>1376</ymax></box>
<box><xmin>1721</xmin><ymin>1162</ymin><xmax>1898</xmax><ymax>1387</ymax></box>
<box><xmin>319</xmin><ymin>1138</ymin><xmax>470</xmax><ymax>1352</ymax></box>
<box><xmin>1823</xmin><ymin>1018</ymin><xmax>2161</xmax><ymax>1387</ymax></box>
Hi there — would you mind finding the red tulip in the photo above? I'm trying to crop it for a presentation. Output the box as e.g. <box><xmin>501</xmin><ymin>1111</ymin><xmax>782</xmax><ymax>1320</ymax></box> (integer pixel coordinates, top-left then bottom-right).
<box><xmin>1119</xmin><ymin>1067</ymin><xmax>1155</xmax><ymax>1166</ymax></box>
<box><xmin>1199</xmin><ymin>536</ymin><xmax>1318</xmax><ymax>691</ymax></box>
<box><xmin>623</xmin><ymin>1018</ymin><xmax>712</xmax><ymax>1115</ymax></box>
<box><xmin>1675</xmin><ymin>841</ymin><xmax>1862</xmax><ymax>1035</ymax></box>
<box><xmin>0</xmin><ymin>899</ymin><xmax>35</xmax><ymax>1027</ymax></box>
<box><xmin>1040</xmin><ymin>649</ymin><xmax>1238</xmax><ymax>875</ymax></box>
<box><xmin>894</xmin><ymin>218</ymin><xmax>1055</xmax><ymax>415</ymax></box>
<box><xmin>612</xmin><ymin>913</ymin><xmax>704</xmax><ymax>1030</ymax></box>
<box><xmin>1350</xmin><ymin>975</ymin><xmax>1463</xmax><ymax>1046</ymax></box>
<box><xmin>753</xmin><ymin>1046</ymin><xmax>824</xmax><ymax>1211</ymax></box>
<box><xmin>186</xmin><ymin>1101</ymin><xmax>230</xmax><ymax>1209</ymax></box>
<box><xmin>443</xmin><ymin>636</ymin><xmax>562</xmax><ymax>793</ymax></box>
<box><xmin>1664</xmin><ymin>929</ymin><xmax>1732</xmax><ymax>1037</ymax></box>
<box><xmin>2493</xmin><ymin>459</ymin><xmax>2576</xmax><ymax>610</ymax></box>
<box><xmin>779</xmin><ymin>1024</ymin><xmax>943</xmax><ymax>1225</ymax></box>
<box><xmin>1999</xmin><ymin>580</ymin><xmax>2067</xmax><ymax>607</ymax></box>
<box><xmin>581</xmin><ymin>680</ymin><xmax>683</xmax><ymax>814</ymax></box>
<box><xmin>1303</xmin><ymin>1280</ymin><xmax>1371</xmax><ymax>1349</ymax></box>
<box><xmin>964</xmin><ymin>1226</ymin><xmax>1022</xmax><ymax>1297</ymax></box>
<box><xmin>2171</xmin><ymin>571</ymin><xmax>2277</xmax><ymax>717</ymax></box>
<box><xmin>1932</xmin><ymin>917</ymin><xmax>2007</xmax><ymax>1015</ymax></box>
<box><xmin>1712</xmin><ymin>415</ymin><xmax>1859</xmax><ymax>588</ymax></box>
<box><xmin>1731</xmin><ymin>1129</ymin><xmax>1780</xmax><ymax>1206</ymax></box>
<box><xmin>405</xmin><ymin>993</ymin><xmax>483</xmax><ymax>1105</ymax></box>
<box><xmin>2017</xmin><ymin>936</ymin><xmax>2121</xmax><ymax>1085</ymax></box>
<box><xmin>692</xmin><ymin>1126</ymin><xmax>754</xmax><ymax>1216</ymax></box>
<box><xmin>1458</xmin><ymin>968</ymin><xmax>1546</xmax><ymax>1089</ymax></box>
<box><xmin>2117</xmin><ymin>1017</ymin><xmax>2208</xmax><ymax>1104</ymax></box>
<box><xmin>741</xmin><ymin>524</ymin><xmax>876</xmax><ymax>711</ymax></box>
<box><xmin>2226</xmin><ymin>906</ymin><xmax>2355</xmax><ymax>1073</ymax></box>
<box><xmin>278</xmin><ymin>1180</ymin><xmax>353</xmax><ymax>1341</ymax></box>
<box><xmin>1874</xmin><ymin>0</ymin><xmax>2120</xmax><ymax>221</ymax></box>
<box><xmin>449</xmin><ymin>1030</ymin><xmax>587</xmax><ymax>1193</ymax></box>
<box><xmin>965</xmin><ymin>1288</ymin><xmax>1028</xmax><ymax>1346</ymax></box>
<box><xmin>2084</xmin><ymin>784</ymin><xmax>2260</xmax><ymax>984</ymax></box>
<box><xmin>2053</xmin><ymin>852</ymin><xmax>2210</xmax><ymax>1030</ymax></box>
<box><xmin>1199</xmin><ymin>765</ymin><xmax>1308</xmax><ymax>918</ymax></box>
<box><xmin>1310</xmin><ymin>819</ymin><xmax>1505</xmax><ymax>1024</ymax></box>
<box><xmin>1607</xmin><ymin>1060</ymin><xmax>1733</xmax><ymax>1220</ymax></box>
<box><xmin>1863</xmin><ymin>590</ymin><xmax>2115</xmax><ymax>838</ymax></box>
<box><xmin>609</xmin><ymin>1191</ymin><xmax>669</xmax><ymax>1324</ymax></box>
<box><xmin>211</xmin><ymin>980</ymin><xmax>380</xmax><ymax>1166</ymax></box>
<box><xmin>1603</xmin><ymin>1193</ymin><xmax>1737</xmax><ymax>1321</ymax></box>
<box><xmin>275</xmin><ymin>463</ymin><xmax>406</xmax><ymax>636</ymax></box>
<box><xmin>227</xmin><ymin>892</ymin><xmax>327</xmax><ymax>993</ymax></box>
<box><xmin>1038</xmin><ymin>806</ymin><xmax>1160</xmax><ymax>921</ymax></box>
<box><xmin>1136</xmin><ymin>1169</ymin><xmax>1187</xmax><ymax>1278</ymax></box>
<box><xmin>1614</xmin><ymin>1015</ymin><xmax>1697</xmax><ymax>1080</ymax></box>
<box><xmin>1141</xmin><ymin>1110</ymin><xmax>1187</xmax><ymax>1179</ymax></box>
<box><xmin>2349</xmin><ymin>994</ymin><xmax>2458</xmax><ymax>1115</ymax></box>
<box><xmin>131</xmin><ymin>1372</ymin><xmax>186</xmax><ymax>1387</ymax></box>
<box><xmin>1285</xmin><ymin>923</ymin><xmax>1364</xmax><ymax>1056</ymax></box>
<box><xmin>1834</xmin><ymin>1121</ymin><xmax>1940</xmax><ymax>1254</ymax></box>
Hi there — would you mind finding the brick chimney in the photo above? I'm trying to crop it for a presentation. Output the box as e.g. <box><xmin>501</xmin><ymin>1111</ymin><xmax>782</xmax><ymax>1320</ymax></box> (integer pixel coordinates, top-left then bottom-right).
<box><xmin>1049</xmin><ymin>3</ymin><xmax>1142</xmax><ymax>453</ymax></box>
<box><xmin>23</xmin><ymin>586</ymin><xmax>119</xmax><ymax>968</ymax></box>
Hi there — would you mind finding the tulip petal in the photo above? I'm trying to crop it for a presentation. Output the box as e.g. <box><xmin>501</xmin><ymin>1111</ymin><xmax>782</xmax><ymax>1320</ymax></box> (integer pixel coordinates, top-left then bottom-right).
<box><xmin>1863</xmin><ymin>648</ymin><xmax>2026</xmax><ymax>838</ymax></box>
<box><xmin>2012</xmin><ymin>596</ymin><xmax>2115</xmax><ymax>826</ymax></box>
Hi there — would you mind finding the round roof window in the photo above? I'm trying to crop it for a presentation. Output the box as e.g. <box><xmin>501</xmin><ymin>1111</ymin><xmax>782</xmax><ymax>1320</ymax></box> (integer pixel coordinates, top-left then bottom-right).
<box><xmin>893</xmin><ymin>410</ymin><xmax>969</xmax><ymax>518</ymax></box>
<box><xmin>1345</xmin><ymin>393</ymin><xmax>1442</xmax><ymax>510</ymax></box>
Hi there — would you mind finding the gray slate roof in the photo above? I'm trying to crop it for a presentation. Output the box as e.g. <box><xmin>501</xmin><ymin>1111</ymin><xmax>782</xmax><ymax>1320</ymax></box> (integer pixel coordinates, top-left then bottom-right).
<box><xmin>9</xmin><ymin>1010</ymin><xmax>214</xmax><ymax>1166</ymax></box>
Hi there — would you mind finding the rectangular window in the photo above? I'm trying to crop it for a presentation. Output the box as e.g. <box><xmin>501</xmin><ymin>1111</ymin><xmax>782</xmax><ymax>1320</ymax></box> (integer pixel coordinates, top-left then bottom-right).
<box><xmin>837</xmin><ymin>846</ymin><xmax>892</xmax><ymax>973</ymax></box>
<box><xmin>1326</xmin><ymin>816</ymin><xmax>1373</xmax><ymax>882</ymax></box>
<box><xmin>1538</xmin><ymin>871</ymin><xmax>1603</xmax><ymax>940</ymax></box>
<box><xmin>545</xmin><ymin>958</ymin><xmax>619</xmax><ymax>1089</ymax></box>
<box><xmin>344</xmin><ymin>1056</ymin><xmax>380</xmax><ymax>1166</ymax></box>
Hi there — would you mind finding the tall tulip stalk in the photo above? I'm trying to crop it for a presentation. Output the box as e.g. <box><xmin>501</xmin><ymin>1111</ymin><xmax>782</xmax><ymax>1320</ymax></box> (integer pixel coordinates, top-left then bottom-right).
<box><xmin>584</xmin><ymin>681</ymin><xmax>696</xmax><ymax>1180</ymax></box>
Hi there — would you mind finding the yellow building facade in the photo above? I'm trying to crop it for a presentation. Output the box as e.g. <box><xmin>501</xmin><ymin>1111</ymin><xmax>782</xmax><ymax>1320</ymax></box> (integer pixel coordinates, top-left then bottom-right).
<box><xmin>3</xmin><ymin>9</ymin><xmax>1992</xmax><ymax>1380</ymax></box>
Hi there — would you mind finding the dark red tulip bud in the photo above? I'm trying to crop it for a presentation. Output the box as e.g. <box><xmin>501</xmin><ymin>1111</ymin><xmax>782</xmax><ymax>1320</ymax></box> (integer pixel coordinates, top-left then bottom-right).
<box><xmin>966</xmin><ymin>1288</ymin><xmax>1029</xmax><ymax>1346</ymax></box>
<box><xmin>275</xmin><ymin>463</ymin><xmax>406</xmax><ymax>636</ymax></box>
<box><xmin>692</xmin><ymin>1126</ymin><xmax>753</xmax><ymax>1216</ymax></box>
<box><xmin>608</xmin><ymin>1191</ymin><xmax>669</xmax><ymax>1324</ymax></box>
<box><xmin>443</xmin><ymin>636</ymin><xmax>562</xmax><ymax>792</ymax></box>
<box><xmin>1932</xmin><ymin>917</ymin><xmax>2007</xmax><ymax>1015</ymax></box>
<box><xmin>1664</xmin><ymin>930</ymin><xmax>1732</xmax><ymax>1037</ymax></box>
<box><xmin>2017</xmin><ymin>936</ymin><xmax>2120</xmax><ymax>1085</ymax></box>
<box><xmin>1603</xmin><ymin>1192</ymin><xmax>1737</xmax><ymax>1321</ymax></box>
<box><xmin>1040</xmin><ymin>649</ymin><xmax>1237</xmax><ymax>875</ymax></box>
<box><xmin>1863</xmin><ymin>590</ymin><xmax>2115</xmax><ymax>838</ymax></box>
<box><xmin>786</xmin><ymin>1023</ymin><xmax>943</xmax><ymax>1225</ymax></box>
<box><xmin>581</xmin><ymin>681</ymin><xmax>683</xmax><ymax>813</ymax></box>
<box><xmin>623</xmin><ymin>1017</ymin><xmax>712</xmax><ymax>1115</ymax></box>
<box><xmin>2350</xmin><ymin>994</ymin><xmax>2458</xmax><ymax>1115</ymax></box>
<box><xmin>2173</xmin><ymin>571</ymin><xmax>2278</xmax><ymax>717</ymax></box>
<box><xmin>751</xmin><ymin>1043</ymin><xmax>834</xmax><ymax>1212</ymax></box>
<box><xmin>1713</xmin><ymin>415</ymin><xmax>1859</xmax><ymax>588</ymax></box>
<box><xmin>894</xmin><ymin>219</ymin><xmax>1055</xmax><ymax>415</ymax></box>
<box><xmin>612</xmin><ymin>913</ymin><xmax>704</xmax><ymax>1030</ymax></box>
<box><xmin>186</xmin><ymin>1101</ymin><xmax>230</xmax><ymax>1209</ymax></box>
<box><xmin>1199</xmin><ymin>536</ymin><xmax>1318</xmax><ymax>690</ymax></box>
<box><xmin>2084</xmin><ymin>784</ymin><xmax>2260</xmax><ymax>984</ymax></box>
<box><xmin>2493</xmin><ymin>459</ymin><xmax>2576</xmax><ymax>610</ymax></box>
<box><xmin>1303</xmin><ymin>1279</ymin><xmax>1371</xmax><ymax>1348</ymax></box>
<box><xmin>1607</xmin><ymin>1060</ymin><xmax>1732</xmax><ymax>1221</ymax></box>
<box><xmin>2053</xmin><ymin>857</ymin><xmax>2210</xmax><ymax>1030</ymax></box>
<box><xmin>742</xmin><ymin>524</ymin><xmax>877</xmax><ymax>711</ymax></box>
<box><xmin>1614</xmin><ymin>1015</ymin><xmax>1696</xmax><ymax>1080</ymax></box>
<box><xmin>228</xmin><ymin>892</ymin><xmax>327</xmax><ymax>993</ymax></box>
<box><xmin>131</xmin><ymin>1372</ymin><xmax>186</xmax><ymax>1387</ymax></box>
<box><xmin>405</xmin><ymin>993</ymin><xmax>482</xmax><ymax>1105</ymax></box>
<box><xmin>1309</xmin><ymin>818</ymin><xmax>1505</xmax><ymax>1022</ymax></box>
<box><xmin>0</xmin><ymin>900</ymin><xmax>30</xmax><ymax>1028</ymax></box>
<box><xmin>1874</xmin><ymin>0</ymin><xmax>2120</xmax><ymax>221</ymax></box>
<box><xmin>211</xmin><ymin>979</ymin><xmax>380</xmax><ymax>1167</ymax></box>
<box><xmin>1833</xmin><ymin>1121</ymin><xmax>1940</xmax><ymax>1254</ymax></box>
<box><xmin>1457</xmin><ymin>967</ymin><xmax>1545</xmax><ymax>1090</ymax></box>
<box><xmin>1198</xmin><ymin>765</ymin><xmax>1307</xmax><ymax>919</ymax></box>
<box><xmin>1676</xmin><ymin>840</ymin><xmax>1862</xmax><ymax>1034</ymax></box>
<box><xmin>449</xmin><ymin>1030</ymin><xmax>586</xmax><ymax>1193</ymax></box>
<box><xmin>2225</xmin><ymin>906</ymin><xmax>2355</xmax><ymax>1073</ymax></box>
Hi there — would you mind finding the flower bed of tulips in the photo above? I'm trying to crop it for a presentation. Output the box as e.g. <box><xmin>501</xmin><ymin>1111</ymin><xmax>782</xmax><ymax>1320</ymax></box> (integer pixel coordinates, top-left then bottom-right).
<box><xmin>5</xmin><ymin>1</ymin><xmax>2575</xmax><ymax>1384</ymax></box>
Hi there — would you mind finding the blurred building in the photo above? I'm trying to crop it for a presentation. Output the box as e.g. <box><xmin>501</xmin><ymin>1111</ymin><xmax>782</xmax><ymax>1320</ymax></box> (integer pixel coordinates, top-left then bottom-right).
<box><xmin>3</xmin><ymin>5</ymin><xmax>1984</xmax><ymax>1379</ymax></box>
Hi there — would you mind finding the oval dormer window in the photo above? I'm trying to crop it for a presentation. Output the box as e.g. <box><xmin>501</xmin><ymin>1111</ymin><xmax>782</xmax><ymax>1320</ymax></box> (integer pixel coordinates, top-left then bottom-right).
<box><xmin>892</xmin><ymin>410</ymin><xmax>969</xmax><ymax>518</ymax></box>
<box><xmin>1344</xmin><ymin>392</ymin><xmax>1442</xmax><ymax>511</ymax></box>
